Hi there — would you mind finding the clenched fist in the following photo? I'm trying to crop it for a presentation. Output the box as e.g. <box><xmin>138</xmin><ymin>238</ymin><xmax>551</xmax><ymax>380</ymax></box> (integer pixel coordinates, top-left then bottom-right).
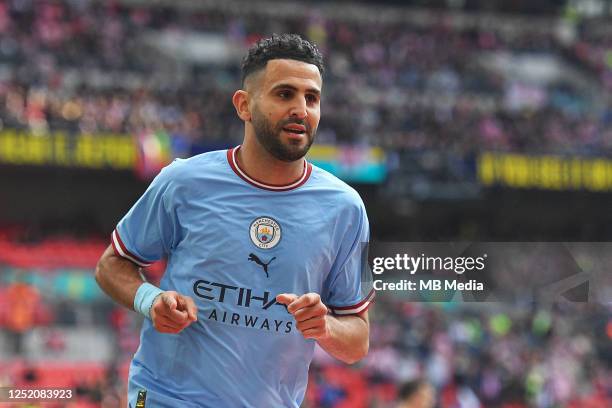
<box><xmin>150</xmin><ymin>291</ymin><xmax>198</xmax><ymax>334</ymax></box>
<box><xmin>276</xmin><ymin>293</ymin><xmax>330</xmax><ymax>340</ymax></box>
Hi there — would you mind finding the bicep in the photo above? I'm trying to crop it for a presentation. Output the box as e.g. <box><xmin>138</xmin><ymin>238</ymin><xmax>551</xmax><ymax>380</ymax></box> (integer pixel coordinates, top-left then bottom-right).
<box><xmin>97</xmin><ymin>244</ymin><xmax>141</xmax><ymax>275</ymax></box>
<box><xmin>99</xmin><ymin>244</ymin><xmax>117</xmax><ymax>262</ymax></box>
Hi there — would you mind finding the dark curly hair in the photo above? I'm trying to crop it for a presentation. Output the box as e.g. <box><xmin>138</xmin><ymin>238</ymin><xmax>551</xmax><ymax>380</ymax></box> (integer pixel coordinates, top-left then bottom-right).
<box><xmin>241</xmin><ymin>33</ymin><xmax>324</xmax><ymax>86</ymax></box>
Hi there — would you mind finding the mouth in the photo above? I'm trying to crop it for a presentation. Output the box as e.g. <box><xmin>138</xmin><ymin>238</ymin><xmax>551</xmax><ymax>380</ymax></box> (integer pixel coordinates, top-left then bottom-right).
<box><xmin>282</xmin><ymin>125</ymin><xmax>307</xmax><ymax>135</ymax></box>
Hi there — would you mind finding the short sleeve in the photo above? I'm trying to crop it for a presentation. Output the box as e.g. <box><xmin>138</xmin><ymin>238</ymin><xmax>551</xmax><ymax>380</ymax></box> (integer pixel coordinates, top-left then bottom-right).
<box><xmin>323</xmin><ymin>200</ymin><xmax>374</xmax><ymax>315</ymax></box>
<box><xmin>111</xmin><ymin>162</ymin><xmax>180</xmax><ymax>267</ymax></box>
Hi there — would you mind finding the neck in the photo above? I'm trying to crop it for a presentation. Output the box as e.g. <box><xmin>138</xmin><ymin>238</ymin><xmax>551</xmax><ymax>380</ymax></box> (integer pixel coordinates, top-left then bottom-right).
<box><xmin>237</xmin><ymin>135</ymin><xmax>306</xmax><ymax>185</ymax></box>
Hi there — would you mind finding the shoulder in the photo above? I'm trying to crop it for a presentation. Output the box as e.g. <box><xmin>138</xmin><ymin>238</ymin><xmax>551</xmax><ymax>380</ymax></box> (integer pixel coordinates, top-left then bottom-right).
<box><xmin>164</xmin><ymin>149</ymin><xmax>227</xmax><ymax>176</ymax></box>
<box><xmin>156</xmin><ymin>149</ymin><xmax>228</xmax><ymax>185</ymax></box>
<box><xmin>308</xmin><ymin>164</ymin><xmax>366</xmax><ymax>214</ymax></box>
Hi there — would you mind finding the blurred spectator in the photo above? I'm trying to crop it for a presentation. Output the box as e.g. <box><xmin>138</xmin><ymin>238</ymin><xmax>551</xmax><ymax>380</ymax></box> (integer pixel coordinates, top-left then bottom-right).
<box><xmin>396</xmin><ymin>379</ymin><xmax>436</xmax><ymax>408</ymax></box>
<box><xmin>3</xmin><ymin>272</ymin><xmax>42</xmax><ymax>355</ymax></box>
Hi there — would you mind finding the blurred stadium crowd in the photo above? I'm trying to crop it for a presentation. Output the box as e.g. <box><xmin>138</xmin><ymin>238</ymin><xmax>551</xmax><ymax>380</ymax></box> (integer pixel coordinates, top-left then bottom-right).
<box><xmin>0</xmin><ymin>0</ymin><xmax>611</xmax><ymax>407</ymax></box>
<box><xmin>1</xmin><ymin>0</ymin><xmax>612</xmax><ymax>153</ymax></box>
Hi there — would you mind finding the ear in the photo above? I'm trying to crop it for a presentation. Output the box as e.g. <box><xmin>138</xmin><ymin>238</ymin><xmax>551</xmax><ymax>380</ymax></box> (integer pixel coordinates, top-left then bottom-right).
<box><xmin>232</xmin><ymin>90</ymin><xmax>251</xmax><ymax>122</ymax></box>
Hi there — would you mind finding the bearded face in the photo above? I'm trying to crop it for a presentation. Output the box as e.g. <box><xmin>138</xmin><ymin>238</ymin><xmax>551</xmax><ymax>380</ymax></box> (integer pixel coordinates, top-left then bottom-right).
<box><xmin>238</xmin><ymin>59</ymin><xmax>322</xmax><ymax>162</ymax></box>
<box><xmin>250</xmin><ymin>103</ymin><xmax>317</xmax><ymax>162</ymax></box>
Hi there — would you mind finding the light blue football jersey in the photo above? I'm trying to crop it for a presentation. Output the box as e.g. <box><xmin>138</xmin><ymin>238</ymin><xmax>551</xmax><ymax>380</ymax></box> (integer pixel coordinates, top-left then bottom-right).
<box><xmin>112</xmin><ymin>146</ymin><xmax>374</xmax><ymax>408</ymax></box>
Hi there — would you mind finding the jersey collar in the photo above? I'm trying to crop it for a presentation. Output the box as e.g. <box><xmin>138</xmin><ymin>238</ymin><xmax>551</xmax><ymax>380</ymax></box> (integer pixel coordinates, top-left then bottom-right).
<box><xmin>227</xmin><ymin>146</ymin><xmax>312</xmax><ymax>192</ymax></box>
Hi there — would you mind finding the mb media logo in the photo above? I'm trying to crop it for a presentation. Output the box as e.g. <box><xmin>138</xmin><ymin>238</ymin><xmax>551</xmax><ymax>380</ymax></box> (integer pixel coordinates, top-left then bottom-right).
<box><xmin>248</xmin><ymin>253</ymin><xmax>276</xmax><ymax>278</ymax></box>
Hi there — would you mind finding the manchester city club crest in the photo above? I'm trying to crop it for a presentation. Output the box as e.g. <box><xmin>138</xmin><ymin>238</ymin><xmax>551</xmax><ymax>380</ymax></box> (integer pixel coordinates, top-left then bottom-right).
<box><xmin>249</xmin><ymin>217</ymin><xmax>282</xmax><ymax>249</ymax></box>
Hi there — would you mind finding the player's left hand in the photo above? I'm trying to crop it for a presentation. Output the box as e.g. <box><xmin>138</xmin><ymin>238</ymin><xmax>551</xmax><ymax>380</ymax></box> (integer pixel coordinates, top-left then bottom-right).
<box><xmin>276</xmin><ymin>293</ymin><xmax>330</xmax><ymax>340</ymax></box>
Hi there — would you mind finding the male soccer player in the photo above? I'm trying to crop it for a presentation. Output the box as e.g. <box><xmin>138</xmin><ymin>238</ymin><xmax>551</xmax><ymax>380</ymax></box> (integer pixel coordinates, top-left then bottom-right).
<box><xmin>96</xmin><ymin>33</ymin><xmax>374</xmax><ymax>407</ymax></box>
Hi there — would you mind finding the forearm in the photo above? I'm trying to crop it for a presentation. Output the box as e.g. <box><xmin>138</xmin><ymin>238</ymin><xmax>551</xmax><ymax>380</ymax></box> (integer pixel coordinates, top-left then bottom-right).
<box><xmin>95</xmin><ymin>245</ymin><xmax>145</xmax><ymax>311</ymax></box>
<box><xmin>317</xmin><ymin>313</ymin><xmax>369</xmax><ymax>364</ymax></box>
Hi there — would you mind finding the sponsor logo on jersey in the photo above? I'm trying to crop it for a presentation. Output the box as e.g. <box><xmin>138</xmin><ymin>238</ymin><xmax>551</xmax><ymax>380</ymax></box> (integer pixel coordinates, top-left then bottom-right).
<box><xmin>248</xmin><ymin>253</ymin><xmax>276</xmax><ymax>278</ymax></box>
<box><xmin>193</xmin><ymin>280</ymin><xmax>286</xmax><ymax>311</ymax></box>
<box><xmin>192</xmin><ymin>279</ymin><xmax>294</xmax><ymax>333</ymax></box>
<box><xmin>249</xmin><ymin>217</ymin><xmax>281</xmax><ymax>249</ymax></box>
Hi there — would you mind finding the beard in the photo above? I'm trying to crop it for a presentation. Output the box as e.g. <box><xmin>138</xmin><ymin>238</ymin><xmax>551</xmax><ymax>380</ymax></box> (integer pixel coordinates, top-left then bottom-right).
<box><xmin>251</xmin><ymin>105</ymin><xmax>316</xmax><ymax>162</ymax></box>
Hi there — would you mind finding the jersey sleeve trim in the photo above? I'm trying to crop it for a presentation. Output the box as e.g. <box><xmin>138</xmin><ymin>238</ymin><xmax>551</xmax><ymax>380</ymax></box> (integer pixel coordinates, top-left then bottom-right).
<box><xmin>111</xmin><ymin>229</ymin><xmax>153</xmax><ymax>267</ymax></box>
<box><xmin>328</xmin><ymin>288</ymin><xmax>375</xmax><ymax>316</ymax></box>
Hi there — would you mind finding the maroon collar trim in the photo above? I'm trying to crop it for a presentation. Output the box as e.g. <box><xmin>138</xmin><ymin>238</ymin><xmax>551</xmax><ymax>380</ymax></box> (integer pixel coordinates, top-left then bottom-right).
<box><xmin>226</xmin><ymin>146</ymin><xmax>312</xmax><ymax>192</ymax></box>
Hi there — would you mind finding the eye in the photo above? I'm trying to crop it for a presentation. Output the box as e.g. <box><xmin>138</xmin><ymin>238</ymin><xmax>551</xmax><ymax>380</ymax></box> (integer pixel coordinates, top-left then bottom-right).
<box><xmin>278</xmin><ymin>90</ymin><xmax>292</xmax><ymax>99</ymax></box>
<box><xmin>306</xmin><ymin>94</ymin><xmax>319</xmax><ymax>104</ymax></box>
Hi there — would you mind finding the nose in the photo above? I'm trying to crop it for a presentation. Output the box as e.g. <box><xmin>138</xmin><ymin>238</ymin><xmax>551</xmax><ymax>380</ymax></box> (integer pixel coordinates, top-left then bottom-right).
<box><xmin>289</xmin><ymin>98</ymin><xmax>308</xmax><ymax>120</ymax></box>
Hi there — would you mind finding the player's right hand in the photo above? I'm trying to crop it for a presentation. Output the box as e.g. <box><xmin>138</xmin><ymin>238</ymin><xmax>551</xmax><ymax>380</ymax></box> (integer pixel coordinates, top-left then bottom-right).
<box><xmin>150</xmin><ymin>291</ymin><xmax>198</xmax><ymax>334</ymax></box>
